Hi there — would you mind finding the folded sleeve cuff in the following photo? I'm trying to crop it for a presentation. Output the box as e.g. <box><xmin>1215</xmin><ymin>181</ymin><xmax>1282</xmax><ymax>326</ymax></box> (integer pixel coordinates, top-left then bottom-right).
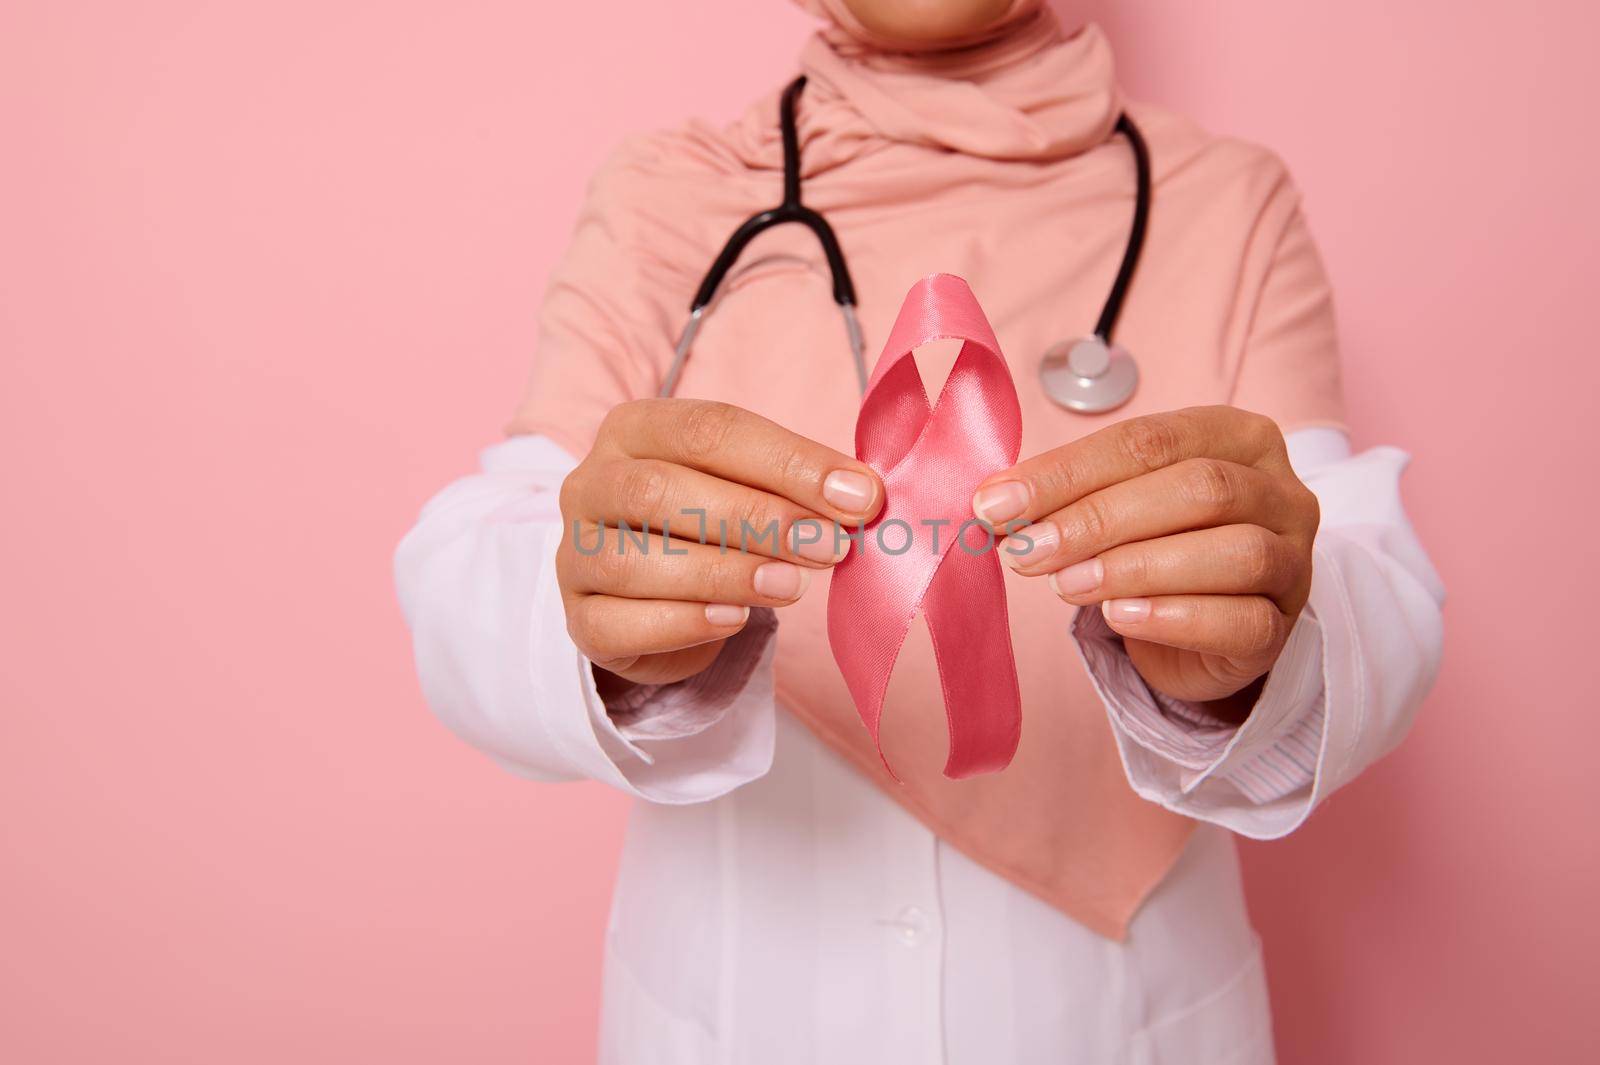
<box><xmin>1072</xmin><ymin>603</ymin><xmax>1329</xmax><ymax>833</ymax></box>
<box><xmin>522</xmin><ymin>521</ymin><xmax>777</xmax><ymax>805</ymax></box>
<box><xmin>603</xmin><ymin>608</ymin><xmax>779</xmax><ymax>742</ymax></box>
<box><xmin>398</xmin><ymin>433</ymin><xmax>776</xmax><ymax>805</ymax></box>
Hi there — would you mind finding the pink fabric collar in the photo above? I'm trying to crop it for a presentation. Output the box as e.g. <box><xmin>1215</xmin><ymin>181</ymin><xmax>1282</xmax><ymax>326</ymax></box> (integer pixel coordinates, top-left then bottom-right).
<box><xmin>725</xmin><ymin>9</ymin><xmax>1120</xmax><ymax>173</ymax></box>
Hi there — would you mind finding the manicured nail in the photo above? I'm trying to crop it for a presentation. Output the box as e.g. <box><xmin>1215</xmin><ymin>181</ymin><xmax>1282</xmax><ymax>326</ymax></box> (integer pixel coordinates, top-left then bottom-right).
<box><xmin>704</xmin><ymin>603</ymin><xmax>749</xmax><ymax>627</ymax></box>
<box><xmin>754</xmin><ymin>560</ymin><xmax>809</xmax><ymax>601</ymax></box>
<box><xmin>793</xmin><ymin>526</ymin><xmax>847</xmax><ymax>564</ymax></box>
<box><xmin>972</xmin><ymin>480</ymin><xmax>1030</xmax><ymax>525</ymax></box>
<box><xmin>1103</xmin><ymin>598</ymin><xmax>1151</xmax><ymax>624</ymax></box>
<box><xmin>823</xmin><ymin>469</ymin><xmax>876</xmax><ymax>515</ymax></box>
<box><xmin>1001</xmin><ymin>521</ymin><xmax>1059</xmax><ymax>570</ymax></box>
<box><xmin>1050</xmin><ymin>558</ymin><xmax>1103</xmax><ymax>597</ymax></box>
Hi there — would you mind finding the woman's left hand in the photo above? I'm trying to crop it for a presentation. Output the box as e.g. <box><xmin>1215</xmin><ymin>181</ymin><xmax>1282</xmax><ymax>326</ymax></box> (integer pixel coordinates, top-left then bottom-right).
<box><xmin>971</xmin><ymin>406</ymin><xmax>1320</xmax><ymax>708</ymax></box>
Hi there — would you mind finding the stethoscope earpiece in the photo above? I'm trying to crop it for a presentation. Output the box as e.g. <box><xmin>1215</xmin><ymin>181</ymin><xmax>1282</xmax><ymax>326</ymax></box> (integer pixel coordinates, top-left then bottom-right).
<box><xmin>1038</xmin><ymin>336</ymin><xmax>1139</xmax><ymax>414</ymax></box>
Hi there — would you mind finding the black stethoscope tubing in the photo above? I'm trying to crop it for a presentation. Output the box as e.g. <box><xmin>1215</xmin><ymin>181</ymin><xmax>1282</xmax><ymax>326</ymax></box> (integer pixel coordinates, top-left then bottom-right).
<box><xmin>660</xmin><ymin>75</ymin><xmax>1151</xmax><ymax>407</ymax></box>
<box><xmin>692</xmin><ymin>76</ymin><xmax>858</xmax><ymax>314</ymax></box>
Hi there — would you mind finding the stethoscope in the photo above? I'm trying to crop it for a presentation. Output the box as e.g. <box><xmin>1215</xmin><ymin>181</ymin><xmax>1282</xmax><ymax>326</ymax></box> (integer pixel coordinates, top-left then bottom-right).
<box><xmin>660</xmin><ymin>75</ymin><xmax>1150</xmax><ymax>415</ymax></box>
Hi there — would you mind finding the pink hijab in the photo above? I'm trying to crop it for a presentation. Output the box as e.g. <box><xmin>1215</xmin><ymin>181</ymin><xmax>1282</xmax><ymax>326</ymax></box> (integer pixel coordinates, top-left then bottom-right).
<box><xmin>513</xmin><ymin>2</ymin><xmax>1342</xmax><ymax>938</ymax></box>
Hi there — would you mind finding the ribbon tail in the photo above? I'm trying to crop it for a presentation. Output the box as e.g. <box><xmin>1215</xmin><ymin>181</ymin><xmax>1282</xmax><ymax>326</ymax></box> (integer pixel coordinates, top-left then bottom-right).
<box><xmin>922</xmin><ymin>539</ymin><xmax>1023</xmax><ymax>778</ymax></box>
<box><xmin>826</xmin><ymin>541</ymin><xmax>927</xmax><ymax>784</ymax></box>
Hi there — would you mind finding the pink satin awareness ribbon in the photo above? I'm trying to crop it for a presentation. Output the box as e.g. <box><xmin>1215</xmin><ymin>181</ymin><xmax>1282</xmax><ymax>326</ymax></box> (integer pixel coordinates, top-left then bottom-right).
<box><xmin>827</xmin><ymin>273</ymin><xmax>1024</xmax><ymax>779</ymax></box>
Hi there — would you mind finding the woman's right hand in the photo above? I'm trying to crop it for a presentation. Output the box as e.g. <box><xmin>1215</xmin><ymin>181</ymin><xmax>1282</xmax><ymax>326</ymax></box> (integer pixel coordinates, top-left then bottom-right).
<box><xmin>556</xmin><ymin>399</ymin><xmax>884</xmax><ymax>687</ymax></box>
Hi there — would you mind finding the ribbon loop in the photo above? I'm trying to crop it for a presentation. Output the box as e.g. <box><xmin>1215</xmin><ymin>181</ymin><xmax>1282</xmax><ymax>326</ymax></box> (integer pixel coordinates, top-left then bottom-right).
<box><xmin>827</xmin><ymin>274</ymin><xmax>1023</xmax><ymax>779</ymax></box>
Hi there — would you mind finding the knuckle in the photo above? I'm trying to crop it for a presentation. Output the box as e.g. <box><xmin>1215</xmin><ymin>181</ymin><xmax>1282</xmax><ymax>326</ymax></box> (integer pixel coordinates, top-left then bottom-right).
<box><xmin>618</xmin><ymin>459</ymin><xmax>673</xmax><ymax>517</ymax></box>
<box><xmin>1120</xmin><ymin>415</ymin><xmax>1182</xmax><ymax>472</ymax></box>
<box><xmin>598</xmin><ymin>399</ymin><xmax>645</xmax><ymax>441</ymax></box>
<box><xmin>733</xmin><ymin>495</ymin><xmax>779</xmax><ymax>548</ymax></box>
<box><xmin>1074</xmin><ymin>496</ymin><xmax>1113</xmax><ymax>544</ymax></box>
<box><xmin>557</xmin><ymin>465</ymin><xmax>585</xmax><ymax>518</ymax></box>
<box><xmin>554</xmin><ymin>539</ymin><xmax>576</xmax><ymax>587</ymax></box>
<box><xmin>1237</xmin><ymin>407</ymin><xmax>1278</xmax><ymax>442</ymax></box>
<box><xmin>1031</xmin><ymin>458</ymin><xmax>1078</xmax><ymax>509</ymax></box>
<box><xmin>1108</xmin><ymin>545</ymin><xmax>1151</xmax><ymax>587</ymax></box>
<box><xmin>1252</xmin><ymin>411</ymin><xmax>1287</xmax><ymax>454</ymax></box>
<box><xmin>1238</xmin><ymin>600</ymin><xmax>1283</xmax><ymax>657</ymax></box>
<box><xmin>588</xmin><ymin>537</ymin><xmax>635</xmax><ymax>588</ymax></box>
<box><xmin>563</xmin><ymin>598</ymin><xmax>597</xmax><ymax>653</ymax></box>
<box><xmin>768</xmin><ymin>440</ymin><xmax>819</xmax><ymax>493</ymax></box>
<box><xmin>1234</xmin><ymin>526</ymin><xmax>1280</xmax><ymax>587</ymax></box>
<box><xmin>701</xmin><ymin>553</ymin><xmax>746</xmax><ymax>598</ymax></box>
<box><xmin>1296</xmin><ymin>483</ymin><xmax>1322</xmax><ymax>535</ymax></box>
<box><xmin>1219</xmin><ymin>405</ymin><xmax>1278</xmax><ymax>452</ymax></box>
<box><xmin>557</xmin><ymin>522</ymin><xmax>600</xmax><ymax>582</ymax></box>
<box><xmin>677</xmin><ymin>400</ymin><xmax>740</xmax><ymax>462</ymax></box>
<box><xmin>1179</xmin><ymin>458</ymin><xmax>1236</xmax><ymax>514</ymax></box>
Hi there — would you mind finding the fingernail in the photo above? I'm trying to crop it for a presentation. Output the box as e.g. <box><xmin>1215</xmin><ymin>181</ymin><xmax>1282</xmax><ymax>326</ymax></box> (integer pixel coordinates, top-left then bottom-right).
<box><xmin>1001</xmin><ymin>521</ymin><xmax>1059</xmax><ymax>570</ymax></box>
<box><xmin>1050</xmin><ymin>558</ymin><xmax>1103</xmax><ymax>597</ymax></box>
<box><xmin>704</xmin><ymin>603</ymin><xmax>749</xmax><ymax>627</ymax></box>
<box><xmin>793</xmin><ymin>527</ymin><xmax>847</xmax><ymax>564</ymax></box>
<box><xmin>823</xmin><ymin>469</ymin><xmax>876</xmax><ymax>515</ymax></box>
<box><xmin>754</xmin><ymin>560</ymin><xmax>809</xmax><ymax>601</ymax></box>
<box><xmin>1103</xmin><ymin>598</ymin><xmax>1151</xmax><ymax>624</ymax></box>
<box><xmin>972</xmin><ymin>480</ymin><xmax>1029</xmax><ymax>525</ymax></box>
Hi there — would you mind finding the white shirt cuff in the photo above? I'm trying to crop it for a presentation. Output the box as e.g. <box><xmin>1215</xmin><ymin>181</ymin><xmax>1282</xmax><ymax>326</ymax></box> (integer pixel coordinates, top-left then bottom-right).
<box><xmin>1072</xmin><ymin>603</ymin><xmax>1325</xmax><ymax>804</ymax></box>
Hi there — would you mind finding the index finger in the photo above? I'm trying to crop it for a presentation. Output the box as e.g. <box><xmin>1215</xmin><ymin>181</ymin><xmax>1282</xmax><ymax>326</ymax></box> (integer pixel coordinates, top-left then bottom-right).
<box><xmin>601</xmin><ymin>398</ymin><xmax>885</xmax><ymax>524</ymax></box>
<box><xmin>971</xmin><ymin>406</ymin><xmax>1288</xmax><ymax>526</ymax></box>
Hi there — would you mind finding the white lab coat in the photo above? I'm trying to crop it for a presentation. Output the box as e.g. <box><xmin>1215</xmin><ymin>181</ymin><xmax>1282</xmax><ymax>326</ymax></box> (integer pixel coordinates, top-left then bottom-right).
<box><xmin>394</xmin><ymin>426</ymin><xmax>1443</xmax><ymax>1063</ymax></box>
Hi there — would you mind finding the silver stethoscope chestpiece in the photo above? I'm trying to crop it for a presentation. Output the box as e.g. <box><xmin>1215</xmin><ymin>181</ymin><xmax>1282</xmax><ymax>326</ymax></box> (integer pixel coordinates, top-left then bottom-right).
<box><xmin>1038</xmin><ymin>336</ymin><xmax>1139</xmax><ymax>414</ymax></box>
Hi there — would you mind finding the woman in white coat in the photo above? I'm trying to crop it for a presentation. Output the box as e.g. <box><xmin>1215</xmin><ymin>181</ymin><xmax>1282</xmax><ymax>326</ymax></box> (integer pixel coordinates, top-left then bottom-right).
<box><xmin>395</xmin><ymin>1</ymin><xmax>1444</xmax><ymax>1060</ymax></box>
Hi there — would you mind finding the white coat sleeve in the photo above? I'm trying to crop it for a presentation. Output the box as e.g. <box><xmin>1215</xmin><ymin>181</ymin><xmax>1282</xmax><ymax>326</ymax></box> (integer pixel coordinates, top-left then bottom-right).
<box><xmin>393</xmin><ymin>434</ymin><xmax>777</xmax><ymax>803</ymax></box>
<box><xmin>1076</xmin><ymin>427</ymin><xmax>1445</xmax><ymax>838</ymax></box>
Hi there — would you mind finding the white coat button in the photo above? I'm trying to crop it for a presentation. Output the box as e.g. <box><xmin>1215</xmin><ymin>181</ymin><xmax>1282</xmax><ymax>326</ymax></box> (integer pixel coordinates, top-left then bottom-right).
<box><xmin>893</xmin><ymin>906</ymin><xmax>928</xmax><ymax>946</ymax></box>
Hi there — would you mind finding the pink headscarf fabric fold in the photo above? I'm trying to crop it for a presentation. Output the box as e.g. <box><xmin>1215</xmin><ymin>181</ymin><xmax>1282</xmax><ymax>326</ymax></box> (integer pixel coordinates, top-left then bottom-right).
<box><xmin>511</xmin><ymin>3</ymin><xmax>1344</xmax><ymax>939</ymax></box>
<box><xmin>727</xmin><ymin>4</ymin><xmax>1117</xmax><ymax>171</ymax></box>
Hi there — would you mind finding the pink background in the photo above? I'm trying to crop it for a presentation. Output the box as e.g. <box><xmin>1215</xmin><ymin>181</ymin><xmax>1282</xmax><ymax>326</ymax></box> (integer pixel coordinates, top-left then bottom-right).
<box><xmin>3</xmin><ymin>1</ymin><xmax>1596</xmax><ymax>1061</ymax></box>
